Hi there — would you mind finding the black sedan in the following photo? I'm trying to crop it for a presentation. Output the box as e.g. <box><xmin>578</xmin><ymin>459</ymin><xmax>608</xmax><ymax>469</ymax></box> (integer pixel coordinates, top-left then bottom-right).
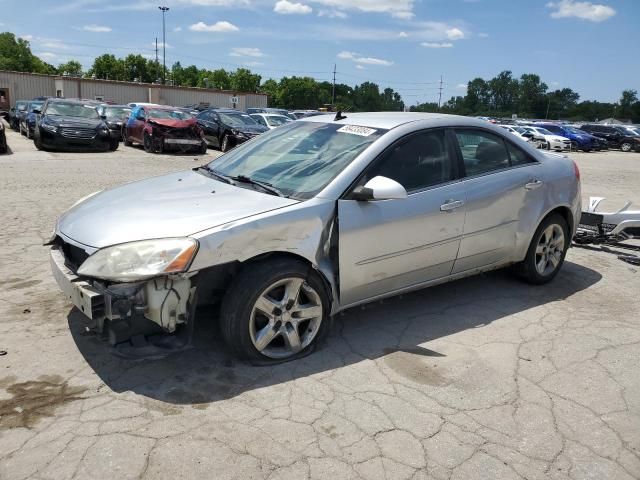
<box><xmin>196</xmin><ymin>108</ymin><xmax>267</xmax><ymax>152</ymax></box>
<box><xmin>97</xmin><ymin>104</ymin><xmax>132</xmax><ymax>141</ymax></box>
<box><xmin>33</xmin><ymin>99</ymin><xmax>120</xmax><ymax>152</ymax></box>
<box><xmin>0</xmin><ymin>121</ymin><xmax>7</xmax><ymax>154</ymax></box>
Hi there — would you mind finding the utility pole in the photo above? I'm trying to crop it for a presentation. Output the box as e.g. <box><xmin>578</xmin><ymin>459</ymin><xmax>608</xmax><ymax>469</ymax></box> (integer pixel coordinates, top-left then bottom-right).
<box><xmin>159</xmin><ymin>6</ymin><xmax>169</xmax><ymax>85</ymax></box>
<box><xmin>438</xmin><ymin>75</ymin><xmax>443</xmax><ymax>109</ymax></box>
<box><xmin>155</xmin><ymin>37</ymin><xmax>159</xmax><ymax>83</ymax></box>
<box><xmin>332</xmin><ymin>63</ymin><xmax>336</xmax><ymax>108</ymax></box>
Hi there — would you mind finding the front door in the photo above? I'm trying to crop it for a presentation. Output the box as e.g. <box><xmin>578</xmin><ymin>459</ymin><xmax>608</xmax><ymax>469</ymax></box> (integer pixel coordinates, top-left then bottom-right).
<box><xmin>451</xmin><ymin>128</ymin><xmax>545</xmax><ymax>273</ymax></box>
<box><xmin>337</xmin><ymin>128</ymin><xmax>466</xmax><ymax>308</ymax></box>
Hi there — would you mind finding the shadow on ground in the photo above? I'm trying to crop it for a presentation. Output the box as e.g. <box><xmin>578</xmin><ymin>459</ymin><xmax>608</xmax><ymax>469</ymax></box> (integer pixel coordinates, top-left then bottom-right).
<box><xmin>68</xmin><ymin>261</ymin><xmax>601</xmax><ymax>405</ymax></box>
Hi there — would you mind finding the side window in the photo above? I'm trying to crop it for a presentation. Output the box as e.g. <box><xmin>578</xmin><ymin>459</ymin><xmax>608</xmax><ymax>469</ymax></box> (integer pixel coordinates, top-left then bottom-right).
<box><xmin>454</xmin><ymin>129</ymin><xmax>510</xmax><ymax>176</ymax></box>
<box><xmin>506</xmin><ymin>142</ymin><xmax>535</xmax><ymax>166</ymax></box>
<box><xmin>361</xmin><ymin>129</ymin><xmax>455</xmax><ymax>193</ymax></box>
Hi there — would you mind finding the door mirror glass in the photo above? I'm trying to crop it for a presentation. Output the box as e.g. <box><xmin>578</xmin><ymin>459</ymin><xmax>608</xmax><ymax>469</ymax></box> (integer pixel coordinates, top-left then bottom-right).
<box><xmin>352</xmin><ymin>176</ymin><xmax>407</xmax><ymax>201</ymax></box>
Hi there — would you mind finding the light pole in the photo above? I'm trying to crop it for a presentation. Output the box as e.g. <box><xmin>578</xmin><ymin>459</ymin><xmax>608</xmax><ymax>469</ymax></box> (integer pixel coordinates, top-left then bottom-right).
<box><xmin>159</xmin><ymin>6</ymin><xmax>169</xmax><ymax>85</ymax></box>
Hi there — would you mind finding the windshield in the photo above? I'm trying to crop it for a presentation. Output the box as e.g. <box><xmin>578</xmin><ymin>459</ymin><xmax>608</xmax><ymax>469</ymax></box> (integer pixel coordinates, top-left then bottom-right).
<box><xmin>563</xmin><ymin>126</ymin><xmax>582</xmax><ymax>134</ymax></box>
<box><xmin>266</xmin><ymin>115</ymin><xmax>291</xmax><ymax>127</ymax></box>
<box><xmin>219</xmin><ymin>112</ymin><xmax>257</xmax><ymax>127</ymax></box>
<box><xmin>105</xmin><ymin>107</ymin><xmax>131</xmax><ymax>118</ymax></box>
<box><xmin>208</xmin><ymin>121</ymin><xmax>386</xmax><ymax>199</ymax></box>
<box><xmin>28</xmin><ymin>102</ymin><xmax>44</xmax><ymax>112</ymax></box>
<box><xmin>45</xmin><ymin>102</ymin><xmax>100</xmax><ymax>119</ymax></box>
<box><xmin>533</xmin><ymin>127</ymin><xmax>553</xmax><ymax>135</ymax></box>
<box><xmin>148</xmin><ymin>109</ymin><xmax>192</xmax><ymax>120</ymax></box>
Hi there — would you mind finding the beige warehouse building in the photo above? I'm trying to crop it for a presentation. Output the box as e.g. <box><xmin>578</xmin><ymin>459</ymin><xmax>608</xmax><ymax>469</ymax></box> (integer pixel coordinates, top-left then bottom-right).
<box><xmin>0</xmin><ymin>70</ymin><xmax>268</xmax><ymax>112</ymax></box>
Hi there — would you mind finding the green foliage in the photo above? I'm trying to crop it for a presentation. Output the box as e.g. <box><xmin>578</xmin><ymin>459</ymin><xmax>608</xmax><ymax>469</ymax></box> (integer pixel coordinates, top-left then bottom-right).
<box><xmin>57</xmin><ymin>60</ymin><xmax>83</xmax><ymax>76</ymax></box>
<box><xmin>0</xmin><ymin>32</ymin><xmax>55</xmax><ymax>74</ymax></box>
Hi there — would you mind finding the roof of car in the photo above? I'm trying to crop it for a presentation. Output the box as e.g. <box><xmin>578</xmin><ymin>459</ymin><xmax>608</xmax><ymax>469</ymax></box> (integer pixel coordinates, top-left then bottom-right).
<box><xmin>299</xmin><ymin>112</ymin><xmax>489</xmax><ymax>130</ymax></box>
<box><xmin>210</xmin><ymin>108</ymin><xmax>246</xmax><ymax>113</ymax></box>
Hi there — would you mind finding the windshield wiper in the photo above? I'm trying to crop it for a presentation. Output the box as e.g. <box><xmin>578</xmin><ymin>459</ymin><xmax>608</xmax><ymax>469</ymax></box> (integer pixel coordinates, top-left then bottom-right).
<box><xmin>232</xmin><ymin>175</ymin><xmax>285</xmax><ymax>197</ymax></box>
<box><xmin>197</xmin><ymin>166</ymin><xmax>235</xmax><ymax>185</ymax></box>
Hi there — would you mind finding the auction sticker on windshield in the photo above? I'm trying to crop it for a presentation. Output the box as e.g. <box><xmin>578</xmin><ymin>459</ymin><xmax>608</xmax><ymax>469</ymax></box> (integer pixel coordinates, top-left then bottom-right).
<box><xmin>337</xmin><ymin>125</ymin><xmax>377</xmax><ymax>136</ymax></box>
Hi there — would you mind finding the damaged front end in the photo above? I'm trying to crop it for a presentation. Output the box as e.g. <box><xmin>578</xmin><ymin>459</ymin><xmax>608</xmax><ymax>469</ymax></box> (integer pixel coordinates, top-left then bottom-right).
<box><xmin>49</xmin><ymin>235</ymin><xmax>197</xmax><ymax>346</ymax></box>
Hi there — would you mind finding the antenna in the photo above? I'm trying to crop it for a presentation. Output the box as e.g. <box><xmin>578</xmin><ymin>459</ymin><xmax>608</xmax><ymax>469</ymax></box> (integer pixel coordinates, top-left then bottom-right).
<box><xmin>438</xmin><ymin>75</ymin><xmax>443</xmax><ymax>109</ymax></box>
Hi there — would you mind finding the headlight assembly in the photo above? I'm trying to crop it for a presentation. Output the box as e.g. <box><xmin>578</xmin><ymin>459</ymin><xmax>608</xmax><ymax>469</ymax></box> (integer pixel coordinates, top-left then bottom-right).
<box><xmin>40</xmin><ymin>122</ymin><xmax>57</xmax><ymax>133</ymax></box>
<box><xmin>77</xmin><ymin>238</ymin><xmax>198</xmax><ymax>282</ymax></box>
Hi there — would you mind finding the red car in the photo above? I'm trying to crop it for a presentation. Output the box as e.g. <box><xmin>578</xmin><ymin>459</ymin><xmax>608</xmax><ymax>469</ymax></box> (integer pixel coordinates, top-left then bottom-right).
<box><xmin>124</xmin><ymin>105</ymin><xmax>207</xmax><ymax>154</ymax></box>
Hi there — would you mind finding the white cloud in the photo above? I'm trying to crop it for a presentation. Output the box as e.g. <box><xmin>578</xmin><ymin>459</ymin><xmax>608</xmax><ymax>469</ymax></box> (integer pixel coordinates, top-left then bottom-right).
<box><xmin>547</xmin><ymin>0</ymin><xmax>615</xmax><ymax>22</ymax></box>
<box><xmin>19</xmin><ymin>34</ymin><xmax>34</xmax><ymax>41</ymax></box>
<box><xmin>151</xmin><ymin>41</ymin><xmax>172</xmax><ymax>49</ymax></box>
<box><xmin>445</xmin><ymin>27</ymin><xmax>465</xmax><ymax>40</ymax></box>
<box><xmin>356</xmin><ymin>65</ymin><xmax>365</xmax><ymax>70</ymax></box>
<box><xmin>82</xmin><ymin>24</ymin><xmax>112</xmax><ymax>32</ymax></box>
<box><xmin>456</xmin><ymin>83</ymin><xmax>467</xmax><ymax>90</ymax></box>
<box><xmin>41</xmin><ymin>41</ymin><xmax>70</xmax><ymax>50</ymax></box>
<box><xmin>421</xmin><ymin>42</ymin><xmax>453</xmax><ymax>48</ymax></box>
<box><xmin>243</xmin><ymin>61</ymin><xmax>264</xmax><ymax>67</ymax></box>
<box><xmin>173</xmin><ymin>26</ymin><xmax>182</xmax><ymax>32</ymax></box>
<box><xmin>317</xmin><ymin>9</ymin><xmax>347</xmax><ymax>18</ymax></box>
<box><xmin>230</xmin><ymin>47</ymin><xmax>264</xmax><ymax>57</ymax></box>
<box><xmin>337</xmin><ymin>51</ymin><xmax>393</xmax><ymax>66</ymax></box>
<box><xmin>308</xmin><ymin>0</ymin><xmax>413</xmax><ymax>19</ymax></box>
<box><xmin>274</xmin><ymin>0</ymin><xmax>312</xmax><ymax>14</ymax></box>
<box><xmin>189</xmin><ymin>21</ymin><xmax>239</xmax><ymax>32</ymax></box>
<box><xmin>398</xmin><ymin>31</ymin><xmax>408</xmax><ymax>38</ymax></box>
<box><xmin>36</xmin><ymin>52</ymin><xmax>59</xmax><ymax>59</ymax></box>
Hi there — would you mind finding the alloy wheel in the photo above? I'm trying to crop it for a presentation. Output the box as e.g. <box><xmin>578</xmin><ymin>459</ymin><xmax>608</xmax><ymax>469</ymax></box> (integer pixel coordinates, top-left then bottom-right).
<box><xmin>249</xmin><ymin>277</ymin><xmax>323</xmax><ymax>359</ymax></box>
<box><xmin>535</xmin><ymin>224</ymin><xmax>565</xmax><ymax>276</ymax></box>
<box><xmin>621</xmin><ymin>142</ymin><xmax>632</xmax><ymax>152</ymax></box>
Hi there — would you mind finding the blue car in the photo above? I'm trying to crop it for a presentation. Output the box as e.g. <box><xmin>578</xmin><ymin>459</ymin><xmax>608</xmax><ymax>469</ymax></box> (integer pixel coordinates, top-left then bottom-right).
<box><xmin>536</xmin><ymin>123</ymin><xmax>602</xmax><ymax>152</ymax></box>
<box><xmin>19</xmin><ymin>100</ymin><xmax>45</xmax><ymax>139</ymax></box>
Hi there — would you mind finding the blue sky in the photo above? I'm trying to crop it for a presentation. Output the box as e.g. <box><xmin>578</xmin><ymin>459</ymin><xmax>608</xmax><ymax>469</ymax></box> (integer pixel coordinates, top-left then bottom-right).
<box><xmin>1</xmin><ymin>0</ymin><xmax>638</xmax><ymax>104</ymax></box>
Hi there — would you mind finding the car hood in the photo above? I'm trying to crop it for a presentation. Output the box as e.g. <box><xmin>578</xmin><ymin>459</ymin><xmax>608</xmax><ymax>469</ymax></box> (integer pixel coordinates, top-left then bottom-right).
<box><xmin>148</xmin><ymin>117</ymin><xmax>196</xmax><ymax>128</ymax></box>
<box><xmin>45</xmin><ymin>115</ymin><xmax>103</xmax><ymax>128</ymax></box>
<box><xmin>545</xmin><ymin>135</ymin><xmax>569</xmax><ymax>141</ymax></box>
<box><xmin>57</xmin><ymin>170</ymin><xmax>299</xmax><ymax>249</ymax></box>
<box><xmin>232</xmin><ymin>124</ymin><xmax>268</xmax><ymax>134</ymax></box>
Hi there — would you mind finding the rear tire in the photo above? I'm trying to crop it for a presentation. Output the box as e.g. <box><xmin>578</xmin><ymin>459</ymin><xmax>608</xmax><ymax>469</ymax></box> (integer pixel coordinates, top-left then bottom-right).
<box><xmin>220</xmin><ymin>258</ymin><xmax>331</xmax><ymax>364</ymax></box>
<box><xmin>621</xmin><ymin>142</ymin><xmax>632</xmax><ymax>152</ymax></box>
<box><xmin>109</xmin><ymin>139</ymin><xmax>119</xmax><ymax>151</ymax></box>
<box><xmin>515</xmin><ymin>213</ymin><xmax>569</xmax><ymax>285</ymax></box>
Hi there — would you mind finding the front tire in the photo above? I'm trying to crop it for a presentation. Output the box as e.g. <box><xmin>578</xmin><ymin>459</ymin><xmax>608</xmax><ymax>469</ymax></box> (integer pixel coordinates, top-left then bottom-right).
<box><xmin>109</xmin><ymin>139</ymin><xmax>119</xmax><ymax>151</ymax></box>
<box><xmin>221</xmin><ymin>134</ymin><xmax>231</xmax><ymax>152</ymax></box>
<box><xmin>516</xmin><ymin>213</ymin><xmax>569</xmax><ymax>285</ymax></box>
<box><xmin>143</xmin><ymin>132</ymin><xmax>153</xmax><ymax>153</ymax></box>
<box><xmin>220</xmin><ymin>258</ymin><xmax>331</xmax><ymax>363</ymax></box>
<box><xmin>34</xmin><ymin>133</ymin><xmax>44</xmax><ymax>151</ymax></box>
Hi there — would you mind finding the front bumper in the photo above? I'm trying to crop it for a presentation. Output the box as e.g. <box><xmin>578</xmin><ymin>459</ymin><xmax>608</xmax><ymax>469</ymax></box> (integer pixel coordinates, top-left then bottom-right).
<box><xmin>50</xmin><ymin>244</ymin><xmax>194</xmax><ymax>344</ymax></box>
<box><xmin>39</xmin><ymin>128</ymin><xmax>112</xmax><ymax>151</ymax></box>
<box><xmin>164</xmin><ymin>138</ymin><xmax>202</xmax><ymax>146</ymax></box>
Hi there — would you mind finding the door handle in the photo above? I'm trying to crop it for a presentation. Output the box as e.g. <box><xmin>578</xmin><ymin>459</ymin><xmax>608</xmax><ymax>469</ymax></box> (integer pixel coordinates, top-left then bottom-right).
<box><xmin>525</xmin><ymin>179</ymin><xmax>543</xmax><ymax>190</ymax></box>
<box><xmin>440</xmin><ymin>199</ymin><xmax>464</xmax><ymax>211</ymax></box>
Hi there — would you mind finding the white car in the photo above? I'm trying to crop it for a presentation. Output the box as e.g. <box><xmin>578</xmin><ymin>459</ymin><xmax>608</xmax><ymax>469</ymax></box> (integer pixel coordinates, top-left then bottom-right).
<box><xmin>499</xmin><ymin>125</ymin><xmax>534</xmax><ymax>143</ymax></box>
<box><xmin>521</xmin><ymin>126</ymin><xmax>571</xmax><ymax>152</ymax></box>
<box><xmin>249</xmin><ymin>113</ymin><xmax>293</xmax><ymax>130</ymax></box>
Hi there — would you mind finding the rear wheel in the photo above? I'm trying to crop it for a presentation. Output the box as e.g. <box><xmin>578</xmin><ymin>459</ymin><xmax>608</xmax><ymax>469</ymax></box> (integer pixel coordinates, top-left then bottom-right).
<box><xmin>109</xmin><ymin>139</ymin><xmax>119</xmax><ymax>151</ymax></box>
<box><xmin>34</xmin><ymin>132</ymin><xmax>44</xmax><ymax>151</ymax></box>
<box><xmin>220</xmin><ymin>258</ymin><xmax>331</xmax><ymax>363</ymax></box>
<box><xmin>621</xmin><ymin>142</ymin><xmax>632</xmax><ymax>152</ymax></box>
<box><xmin>516</xmin><ymin>213</ymin><xmax>569</xmax><ymax>285</ymax></box>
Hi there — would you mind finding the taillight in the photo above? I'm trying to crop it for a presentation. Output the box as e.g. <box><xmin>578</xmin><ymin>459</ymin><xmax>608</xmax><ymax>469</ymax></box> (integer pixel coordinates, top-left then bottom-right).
<box><xmin>573</xmin><ymin>160</ymin><xmax>580</xmax><ymax>181</ymax></box>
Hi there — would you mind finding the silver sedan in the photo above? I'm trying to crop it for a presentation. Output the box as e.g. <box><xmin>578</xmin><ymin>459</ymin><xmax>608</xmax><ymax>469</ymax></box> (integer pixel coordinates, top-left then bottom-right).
<box><xmin>49</xmin><ymin>112</ymin><xmax>581</xmax><ymax>362</ymax></box>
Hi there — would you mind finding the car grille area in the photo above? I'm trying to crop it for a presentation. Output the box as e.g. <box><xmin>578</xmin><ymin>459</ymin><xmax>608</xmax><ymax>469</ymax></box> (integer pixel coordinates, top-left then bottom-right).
<box><xmin>54</xmin><ymin>237</ymin><xmax>90</xmax><ymax>272</ymax></box>
<box><xmin>60</xmin><ymin>127</ymin><xmax>96</xmax><ymax>139</ymax></box>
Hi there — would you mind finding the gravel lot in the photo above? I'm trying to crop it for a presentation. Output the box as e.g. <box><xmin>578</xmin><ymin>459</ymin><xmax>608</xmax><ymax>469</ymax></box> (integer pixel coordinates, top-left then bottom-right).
<box><xmin>1</xmin><ymin>125</ymin><xmax>639</xmax><ymax>480</ymax></box>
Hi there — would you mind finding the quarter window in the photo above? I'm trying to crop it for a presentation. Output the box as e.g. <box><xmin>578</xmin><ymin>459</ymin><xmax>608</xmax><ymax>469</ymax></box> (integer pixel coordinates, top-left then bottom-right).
<box><xmin>361</xmin><ymin>129</ymin><xmax>455</xmax><ymax>193</ymax></box>
<box><xmin>454</xmin><ymin>129</ymin><xmax>510</xmax><ymax>176</ymax></box>
<box><xmin>506</xmin><ymin>142</ymin><xmax>534</xmax><ymax>166</ymax></box>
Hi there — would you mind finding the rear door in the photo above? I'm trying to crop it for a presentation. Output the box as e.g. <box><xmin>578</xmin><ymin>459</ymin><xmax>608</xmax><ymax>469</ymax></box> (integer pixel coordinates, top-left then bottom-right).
<box><xmin>451</xmin><ymin>128</ymin><xmax>544</xmax><ymax>274</ymax></box>
<box><xmin>337</xmin><ymin>128</ymin><xmax>466</xmax><ymax>307</ymax></box>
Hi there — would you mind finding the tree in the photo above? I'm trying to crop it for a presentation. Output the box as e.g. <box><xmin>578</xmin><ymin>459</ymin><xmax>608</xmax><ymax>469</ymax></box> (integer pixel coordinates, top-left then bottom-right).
<box><xmin>230</xmin><ymin>68</ymin><xmax>261</xmax><ymax>93</ymax></box>
<box><xmin>518</xmin><ymin>73</ymin><xmax>547</xmax><ymax>117</ymax></box>
<box><xmin>277</xmin><ymin>76</ymin><xmax>322</xmax><ymax>109</ymax></box>
<box><xmin>260</xmin><ymin>79</ymin><xmax>280</xmax><ymax>106</ymax></box>
<box><xmin>123</xmin><ymin>54</ymin><xmax>150</xmax><ymax>82</ymax></box>
<box><xmin>352</xmin><ymin>82</ymin><xmax>382</xmax><ymax>111</ymax></box>
<box><xmin>381</xmin><ymin>87</ymin><xmax>404</xmax><ymax>111</ymax></box>
<box><xmin>0</xmin><ymin>32</ymin><xmax>54</xmax><ymax>73</ymax></box>
<box><xmin>87</xmin><ymin>54</ymin><xmax>125</xmax><ymax>80</ymax></box>
<box><xmin>57</xmin><ymin>60</ymin><xmax>83</xmax><ymax>76</ymax></box>
<box><xmin>464</xmin><ymin>78</ymin><xmax>490</xmax><ymax>113</ymax></box>
<box><xmin>488</xmin><ymin>70</ymin><xmax>519</xmax><ymax>113</ymax></box>
<box><xmin>619</xmin><ymin>89</ymin><xmax>638</xmax><ymax>120</ymax></box>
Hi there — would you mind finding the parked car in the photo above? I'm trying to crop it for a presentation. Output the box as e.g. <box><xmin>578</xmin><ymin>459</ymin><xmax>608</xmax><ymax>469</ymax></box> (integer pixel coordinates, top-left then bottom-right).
<box><xmin>19</xmin><ymin>100</ymin><xmax>44</xmax><ymax>139</ymax></box>
<box><xmin>97</xmin><ymin>104</ymin><xmax>132</xmax><ymax>141</ymax></box>
<box><xmin>49</xmin><ymin>112</ymin><xmax>580</xmax><ymax>362</ymax></box>
<box><xmin>291</xmin><ymin>110</ymin><xmax>319</xmax><ymax>119</ymax></box>
<box><xmin>196</xmin><ymin>108</ymin><xmax>268</xmax><ymax>152</ymax></box>
<box><xmin>124</xmin><ymin>105</ymin><xmax>207</xmax><ymax>154</ymax></box>
<box><xmin>499</xmin><ymin>125</ymin><xmax>537</xmax><ymax>144</ymax></box>
<box><xmin>579</xmin><ymin>124</ymin><xmax>640</xmax><ymax>152</ymax></box>
<box><xmin>33</xmin><ymin>99</ymin><xmax>120</xmax><ymax>152</ymax></box>
<box><xmin>246</xmin><ymin>107</ymin><xmax>296</xmax><ymax>120</ymax></box>
<box><xmin>0</xmin><ymin>121</ymin><xmax>7</xmax><ymax>154</ymax></box>
<box><xmin>520</xmin><ymin>126</ymin><xmax>571</xmax><ymax>151</ymax></box>
<box><xmin>9</xmin><ymin>100</ymin><xmax>28</xmax><ymax>130</ymax></box>
<box><xmin>535</xmin><ymin>123</ymin><xmax>600</xmax><ymax>152</ymax></box>
<box><xmin>249</xmin><ymin>113</ymin><xmax>293</xmax><ymax>129</ymax></box>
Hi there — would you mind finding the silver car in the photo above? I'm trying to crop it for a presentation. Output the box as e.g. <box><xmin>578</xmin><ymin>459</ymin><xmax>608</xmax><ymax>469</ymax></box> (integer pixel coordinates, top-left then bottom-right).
<box><xmin>49</xmin><ymin>113</ymin><xmax>581</xmax><ymax>362</ymax></box>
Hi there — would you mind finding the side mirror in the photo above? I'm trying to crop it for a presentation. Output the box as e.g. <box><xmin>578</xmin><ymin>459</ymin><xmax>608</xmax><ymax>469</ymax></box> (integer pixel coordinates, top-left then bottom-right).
<box><xmin>351</xmin><ymin>176</ymin><xmax>408</xmax><ymax>201</ymax></box>
<box><xmin>100</xmin><ymin>115</ymin><xmax>107</xmax><ymax>120</ymax></box>
<box><xmin>136</xmin><ymin>113</ymin><xmax>145</xmax><ymax>121</ymax></box>
<box><xmin>32</xmin><ymin>109</ymin><xmax>41</xmax><ymax>114</ymax></box>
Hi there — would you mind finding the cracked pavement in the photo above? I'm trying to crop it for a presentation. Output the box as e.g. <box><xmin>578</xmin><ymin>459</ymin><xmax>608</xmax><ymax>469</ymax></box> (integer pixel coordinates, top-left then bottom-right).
<box><xmin>1</xmin><ymin>125</ymin><xmax>639</xmax><ymax>479</ymax></box>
